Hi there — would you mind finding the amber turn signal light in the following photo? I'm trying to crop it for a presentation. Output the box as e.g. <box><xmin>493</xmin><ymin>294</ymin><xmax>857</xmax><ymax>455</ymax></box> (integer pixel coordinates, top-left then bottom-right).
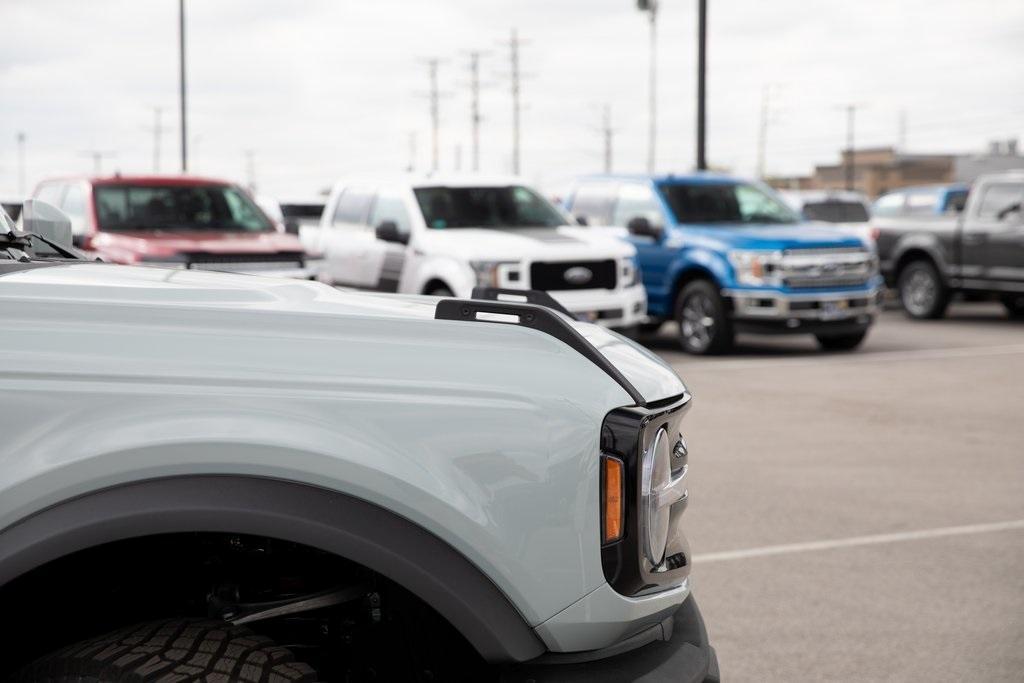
<box><xmin>602</xmin><ymin>456</ymin><xmax>624</xmax><ymax>544</ymax></box>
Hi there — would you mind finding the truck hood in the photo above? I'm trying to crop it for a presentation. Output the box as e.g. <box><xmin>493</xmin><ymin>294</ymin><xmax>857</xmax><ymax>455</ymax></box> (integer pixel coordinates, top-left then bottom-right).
<box><xmin>676</xmin><ymin>223</ymin><xmax>868</xmax><ymax>251</ymax></box>
<box><xmin>416</xmin><ymin>226</ymin><xmax>635</xmax><ymax>262</ymax></box>
<box><xmin>90</xmin><ymin>230</ymin><xmax>305</xmax><ymax>261</ymax></box>
<box><xmin>0</xmin><ymin>263</ymin><xmax>682</xmax><ymax>405</ymax></box>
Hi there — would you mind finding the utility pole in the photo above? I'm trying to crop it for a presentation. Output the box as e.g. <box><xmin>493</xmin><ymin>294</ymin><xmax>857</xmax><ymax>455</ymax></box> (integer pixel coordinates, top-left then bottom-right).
<box><xmin>244</xmin><ymin>149</ymin><xmax>256</xmax><ymax>193</ymax></box>
<box><xmin>80</xmin><ymin>150</ymin><xmax>116</xmax><ymax>175</ymax></box>
<box><xmin>146</xmin><ymin>106</ymin><xmax>166</xmax><ymax>173</ymax></box>
<box><xmin>637</xmin><ymin>1</ymin><xmax>658</xmax><ymax>173</ymax></box>
<box><xmin>502</xmin><ymin>29</ymin><xmax>524</xmax><ymax>175</ymax></box>
<box><xmin>756</xmin><ymin>85</ymin><xmax>772</xmax><ymax>179</ymax></box>
<box><xmin>423</xmin><ymin>58</ymin><xmax>441</xmax><ymax>174</ymax></box>
<box><xmin>696</xmin><ymin>0</ymin><xmax>708</xmax><ymax>170</ymax></box>
<box><xmin>406</xmin><ymin>131</ymin><xmax>417</xmax><ymax>173</ymax></box>
<box><xmin>466</xmin><ymin>50</ymin><xmax>487</xmax><ymax>173</ymax></box>
<box><xmin>16</xmin><ymin>132</ymin><xmax>26</xmax><ymax>197</ymax></box>
<box><xmin>838</xmin><ymin>104</ymin><xmax>863</xmax><ymax>191</ymax></box>
<box><xmin>178</xmin><ymin>0</ymin><xmax>188</xmax><ymax>172</ymax></box>
<box><xmin>601</xmin><ymin>105</ymin><xmax>614</xmax><ymax>174</ymax></box>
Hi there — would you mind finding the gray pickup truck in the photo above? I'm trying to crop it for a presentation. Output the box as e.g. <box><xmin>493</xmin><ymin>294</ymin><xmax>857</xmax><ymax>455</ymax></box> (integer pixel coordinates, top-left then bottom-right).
<box><xmin>876</xmin><ymin>171</ymin><xmax>1024</xmax><ymax>319</ymax></box>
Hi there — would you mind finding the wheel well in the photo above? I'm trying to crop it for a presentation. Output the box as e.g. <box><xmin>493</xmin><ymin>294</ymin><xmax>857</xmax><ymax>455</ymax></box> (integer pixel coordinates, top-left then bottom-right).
<box><xmin>0</xmin><ymin>476</ymin><xmax>544</xmax><ymax>667</ymax></box>
<box><xmin>421</xmin><ymin>278</ymin><xmax>452</xmax><ymax>295</ymax></box>
<box><xmin>894</xmin><ymin>248</ymin><xmax>939</xmax><ymax>282</ymax></box>
<box><xmin>0</xmin><ymin>532</ymin><xmax>485</xmax><ymax>680</ymax></box>
<box><xmin>671</xmin><ymin>267</ymin><xmax>719</xmax><ymax>310</ymax></box>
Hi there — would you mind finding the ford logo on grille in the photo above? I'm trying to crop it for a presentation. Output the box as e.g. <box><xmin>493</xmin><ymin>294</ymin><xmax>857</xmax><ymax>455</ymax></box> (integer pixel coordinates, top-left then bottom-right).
<box><xmin>564</xmin><ymin>266</ymin><xmax>593</xmax><ymax>285</ymax></box>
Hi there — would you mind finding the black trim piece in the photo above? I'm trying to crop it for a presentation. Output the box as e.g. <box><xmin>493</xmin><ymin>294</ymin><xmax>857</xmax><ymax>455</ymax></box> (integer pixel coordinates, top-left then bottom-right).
<box><xmin>600</xmin><ymin>393</ymin><xmax>692</xmax><ymax>596</ymax></box>
<box><xmin>471</xmin><ymin>286</ymin><xmax>574</xmax><ymax>317</ymax></box>
<box><xmin>435</xmin><ymin>298</ymin><xmax>646</xmax><ymax>406</ymax></box>
<box><xmin>501</xmin><ymin>595</ymin><xmax>718</xmax><ymax>682</ymax></box>
<box><xmin>0</xmin><ymin>475</ymin><xmax>545</xmax><ymax>663</ymax></box>
<box><xmin>732</xmin><ymin>317</ymin><xmax>872</xmax><ymax>336</ymax></box>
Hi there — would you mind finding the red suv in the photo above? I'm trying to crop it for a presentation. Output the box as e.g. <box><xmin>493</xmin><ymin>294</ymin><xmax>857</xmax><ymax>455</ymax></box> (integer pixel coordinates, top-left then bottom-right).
<box><xmin>32</xmin><ymin>175</ymin><xmax>320</xmax><ymax>279</ymax></box>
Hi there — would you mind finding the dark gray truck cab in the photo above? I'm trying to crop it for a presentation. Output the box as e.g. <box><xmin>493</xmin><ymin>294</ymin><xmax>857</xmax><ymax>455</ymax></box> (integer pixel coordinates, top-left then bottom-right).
<box><xmin>876</xmin><ymin>171</ymin><xmax>1024</xmax><ymax>318</ymax></box>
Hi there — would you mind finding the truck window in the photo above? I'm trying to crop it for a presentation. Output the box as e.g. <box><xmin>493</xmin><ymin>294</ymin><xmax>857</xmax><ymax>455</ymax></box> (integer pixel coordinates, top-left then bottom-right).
<box><xmin>35</xmin><ymin>183</ymin><xmax>65</xmax><ymax>207</ymax></box>
<box><xmin>904</xmin><ymin>190</ymin><xmax>939</xmax><ymax>215</ymax></box>
<box><xmin>93</xmin><ymin>183</ymin><xmax>274</xmax><ymax>232</ymax></box>
<box><xmin>331</xmin><ymin>188</ymin><xmax>375</xmax><ymax>226</ymax></box>
<box><xmin>413</xmin><ymin>185</ymin><xmax>567</xmax><ymax>229</ymax></box>
<box><xmin>873</xmin><ymin>192</ymin><xmax>904</xmax><ymax>217</ymax></box>
<box><xmin>569</xmin><ymin>184</ymin><xmax>617</xmax><ymax>225</ymax></box>
<box><xmin>657</xmin><ymin>182</ymin><xmax>798</xmax><ymax>225</ymax></box>
<box><xmin>368</xmin><ymin>193</ymin><xmax>412</xmax><ymax>235</ymax></box>
<box><xmin>976</xmin><ymin>183</ymin><xmax>1024</xmax><ymax>220</ymax></box>
<box><xmin>802</xmin><ymin>200</ymin><xmax>870</xmax><ymax>223</ymax></box>
<box><xmin>943</xmin><ymin>189</ymin><xmax>969</xmax><ymax>214</ymax></box>
<box><xmin>612</xmin><ymin>184</ymin><xmax>663</xmax><ymax>226</ymax></box>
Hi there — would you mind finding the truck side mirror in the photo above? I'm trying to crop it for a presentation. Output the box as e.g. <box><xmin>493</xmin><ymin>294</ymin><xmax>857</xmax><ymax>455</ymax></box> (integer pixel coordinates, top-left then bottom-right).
<box><xmin>21</xmin><ymin>199</ymin><xmax>74</xmax><ymax>250</ymax></box>
<box><xmin>375</xmin><ymin>220</ymin><xmax>409</xmax><ymax>245</ymax></box>
<box><xmin>627</xmin><ymin>215</ymin><xmax>663</xmax><ymax>241</ymax></box>
<box><xmin>284</xmin><ymin>218</ymin><xmax>301</xmax><ymax>235</ymax></box>
<box><xmin>575</xmin><ymin>214</ymin><xmax>589</xmax><ymax>226</ymax></box>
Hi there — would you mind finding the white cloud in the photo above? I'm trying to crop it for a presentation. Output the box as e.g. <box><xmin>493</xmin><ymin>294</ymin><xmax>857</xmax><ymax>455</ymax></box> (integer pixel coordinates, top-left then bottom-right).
<box><xmin>1</xmin><ymin>0</ymin><xmax>1021</xmax><ymax>197</ymax></box>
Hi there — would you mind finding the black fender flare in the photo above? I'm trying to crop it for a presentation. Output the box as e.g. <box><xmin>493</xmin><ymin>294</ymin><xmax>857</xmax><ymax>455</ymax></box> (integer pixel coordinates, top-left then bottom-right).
<box><xmin>0</xmin><ymin>475</ymin><xmax>545</xmax><ymax>663</ymax></box>
<box><xmin>890</xmin><ymin>234</ymin><xmax>949</xmax><ymax>284</ymax></box>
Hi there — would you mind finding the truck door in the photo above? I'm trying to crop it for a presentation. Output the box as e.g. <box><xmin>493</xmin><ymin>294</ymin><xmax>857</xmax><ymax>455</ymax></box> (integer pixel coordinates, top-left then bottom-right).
<box><xmin>613</xmin><ymin>183</ymin><xmax>676</xmax><ymax>312</ymax></box>
<box><xmin>365</xmin><ymin>189</ymin><xmax>414</xmax><ymax>293</ymax></box>
<box><xmin>321</xmin><ymin>186</ymin><xmax>377</xmax><ymax>288</ymax></box>
<box><xmin>963</xmin><ymin>182</ymin><xmax>1024</xmax><ymax>288</ymax></box>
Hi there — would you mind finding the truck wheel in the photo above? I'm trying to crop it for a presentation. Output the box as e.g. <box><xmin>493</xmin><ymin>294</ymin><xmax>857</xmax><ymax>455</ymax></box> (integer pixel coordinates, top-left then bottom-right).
<box><xmin>1001</xmin><ymin>294</ymin><xmax>1024</xmax><ymax>319</ymax></box>
<box><xmin>815</xmin><ymin>330</ymin><xmax>868</xmax><ymax>351</ymax></box>
<box><xmin>14</xmin><ymin>619</ymin><xmax>319</xmax><ymax>683</ymax></box>
<box><xmin>897</xmin><ymin>260</ymin><xmax>948</xmax><ymax>319</ymax></box>
<box><xmin>675</xmin><ymin>281</ymin><xmax>734</xmax><ymax>355</ymax></box>
<box><xmin>427</xmin><ymin>285</ymin><xmax>454</xmax><ymax>297</ymax></box>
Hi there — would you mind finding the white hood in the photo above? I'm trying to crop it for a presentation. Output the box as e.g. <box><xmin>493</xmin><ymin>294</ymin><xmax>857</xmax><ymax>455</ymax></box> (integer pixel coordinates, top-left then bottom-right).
<box><xmin>415</xmin><ymin>226</ymin><xmax>635</xmax><ymax>262</ymax></box>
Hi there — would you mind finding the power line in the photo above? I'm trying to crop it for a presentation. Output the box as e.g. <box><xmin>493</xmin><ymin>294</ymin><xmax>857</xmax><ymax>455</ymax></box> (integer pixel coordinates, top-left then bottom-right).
<box><xmin>418</xmin><ymin>58</ymin><xmax>446</xmax><ymax>174</ymax></box>
<box><xmin>600</xmin><ymin>104</ymin><xmax>615</xmax><ymax>174</ymax></box>
<box><xmin>497</xmin><ymin>29</ymin><xmax>527</xmax><ymax>175</ymax></box>
<box><xmin>836</xmin><ymin>104</ymin><xmax>866</xmax><ymax>190</ymax></box>
<box><xmin>463</xmin><ymin>50</ymin><xmax>490</xmax><ymax>173</ymax></box>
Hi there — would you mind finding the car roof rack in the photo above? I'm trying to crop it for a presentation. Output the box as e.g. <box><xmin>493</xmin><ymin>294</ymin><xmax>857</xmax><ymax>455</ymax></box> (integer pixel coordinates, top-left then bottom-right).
<box><xmin>435</xmin><ymin>297</ymin><xmax>646</xmax><ymax>406</ymax></box>
<box><xmin>470</xmin><ymin>286</ymin><xmax>576</xmax><ymax>318</ymax></box>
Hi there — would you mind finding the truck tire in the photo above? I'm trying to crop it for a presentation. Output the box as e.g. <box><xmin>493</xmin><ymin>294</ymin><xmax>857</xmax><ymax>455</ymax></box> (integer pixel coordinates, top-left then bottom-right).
<box><xmin>675</xmin><ymin>281</ymin><xmax>734</xmax><ymax>355</ymax></box>
<box><xmin>14</xmin><ymin>619</ymin><xmax>319</xmax><ymax>683</ymax></box>
<box><xmin>427</xmin><ymin>285</ymin><xmax>454</xmax><ymax>297</ymax></box>
<box><xmin>815</xmin><ymin>330</ymin><xmax>868</xmax><ymax>351</ymax></box>
<box><xmin>1001</xmin><ymin>294</ymin><xmax>1024</xmax><ymax>319</ymax></box>
<box><xmin>897</xmin><ymin>260</ymin><xmax>949</xmax><ymax>319</ymax></box>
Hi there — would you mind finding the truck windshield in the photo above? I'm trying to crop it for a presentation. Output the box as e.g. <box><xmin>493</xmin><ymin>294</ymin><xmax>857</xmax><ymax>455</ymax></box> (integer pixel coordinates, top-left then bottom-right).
<box><xmin>803</xmin><ymin>200</ymin><xmax>870</xmax><ymax>223</ymax></box>
<box><xmin>94</xmin><ymin>184</ymin><xmax>274</xmax><ymax>232</ymax></box>
<box><xmin>657</xmin><ymin>182</ymin><xmax>799</xmax><ymax>225</ymax></box>
<box><xmin>414</xmin><ymin>185</ymin><xmax>567</xmax><ymax>229</ymax></box>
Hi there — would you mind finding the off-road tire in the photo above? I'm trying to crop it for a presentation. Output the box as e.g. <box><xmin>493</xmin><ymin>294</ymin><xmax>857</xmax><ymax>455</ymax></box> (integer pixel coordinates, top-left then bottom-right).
<box><xmin>427</xmin><ymin>285</ymin><xmax>454</xmax><ymax>297</ymax></box>
<box><xmin>674</xmin><ymin>280</ymin><xmax>734</xmax><ymax>355</ymax></box>
<box><xmin>815</xmin><ymin>330</ymin><xmax>869</xmax><ymax>351</ymax></box>
<box><xmin>14</xmin><ymin>619</ymin><xmax>319</xmax><ymax>683</ymax></box>
<box><xmin>897</xmin><ymin>259</ymin><xmax>949</xmax><ymax>319</ymax></box>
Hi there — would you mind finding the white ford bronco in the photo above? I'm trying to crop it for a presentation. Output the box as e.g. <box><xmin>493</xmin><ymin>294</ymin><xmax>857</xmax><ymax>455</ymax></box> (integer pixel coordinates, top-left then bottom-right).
<box><xmin>301</xmin><ymin>176</ymin><xmax>647</xmax><ymax>331</ymax></box>
<box><xmin>0</xmin><ymin>203</ymin><xmax>717</xmax><ymax>682</ymax></box>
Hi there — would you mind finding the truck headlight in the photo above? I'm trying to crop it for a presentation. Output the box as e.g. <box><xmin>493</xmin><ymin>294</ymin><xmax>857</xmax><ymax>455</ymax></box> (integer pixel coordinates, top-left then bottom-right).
<box><xmin>728</xmin><ymin>250</ymin><xmax>782</xmax><ymax>286</ymax></box>
<box><xmin>622</xmin><ymin>259</ymin><xmax>641</xmax><ymax>287</ymax></box>
<box><xmin>640</xmin><ymin>427</ymin><xmax>674</xmax><ymax>565</ymax></box>
<box><xmin>469</xmin><ymin>260</ymin><xmax>517</xmax><ymax>288</ymax></box>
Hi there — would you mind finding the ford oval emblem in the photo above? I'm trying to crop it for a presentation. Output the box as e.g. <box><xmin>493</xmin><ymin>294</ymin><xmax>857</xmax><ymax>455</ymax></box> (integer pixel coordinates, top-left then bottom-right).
<box><xmin>564</xmin><ymin>266</ymin><xmax>593</xmax><ymax>285</ymax></box>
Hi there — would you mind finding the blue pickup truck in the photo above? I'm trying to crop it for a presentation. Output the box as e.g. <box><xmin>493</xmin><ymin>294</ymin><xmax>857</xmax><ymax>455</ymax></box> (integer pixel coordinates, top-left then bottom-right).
<box><xmin>564</xmin><ymin>174</ymin><xmax>882</xmax><ymax>354</ymax></box>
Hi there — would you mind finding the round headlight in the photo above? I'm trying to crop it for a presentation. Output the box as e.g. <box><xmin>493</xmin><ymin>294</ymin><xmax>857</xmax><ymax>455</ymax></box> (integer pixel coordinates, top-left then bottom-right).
<box><xmin>641</xmin><ymin>427</ymin><xmax>673</xmax><ymax>566</ymax></box>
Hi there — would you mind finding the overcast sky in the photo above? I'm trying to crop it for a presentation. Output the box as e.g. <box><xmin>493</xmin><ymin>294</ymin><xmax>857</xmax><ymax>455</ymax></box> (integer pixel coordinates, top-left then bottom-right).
<box><xmin>1</xmin><ymin>0</ymin><xmax>1022</xmax><ymax>198</ymax></box>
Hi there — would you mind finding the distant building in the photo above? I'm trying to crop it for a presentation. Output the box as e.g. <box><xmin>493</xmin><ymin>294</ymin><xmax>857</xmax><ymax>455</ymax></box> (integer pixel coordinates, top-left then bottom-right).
<box><xmin>768</xmin><ymin>139</ymin><xmax>1022</xmax><ymax>198</ymax></box>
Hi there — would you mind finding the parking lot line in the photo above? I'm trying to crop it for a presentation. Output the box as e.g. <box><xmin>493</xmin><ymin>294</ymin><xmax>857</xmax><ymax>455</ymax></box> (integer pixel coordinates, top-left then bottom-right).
<box><xmin>681</xmin><ymin>342</ymin><xmax>1024</xmax><ymax>371</ymax></box>
<box><xmin>693</xmin><ymin>519</ymin><xmax>1024</xmax><ymax>563</ymax></box>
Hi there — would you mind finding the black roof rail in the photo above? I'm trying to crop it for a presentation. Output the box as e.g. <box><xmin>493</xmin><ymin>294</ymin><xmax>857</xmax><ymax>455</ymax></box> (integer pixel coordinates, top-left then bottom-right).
<box><xmin>470</xmin><ymin>286</ymin><xmax>575</xmax><ymax>318</ymax></box>
<box><xmin>434</xmin><ymin>298</ymin><xmax>646</xmax><ymax>406</ymax></box>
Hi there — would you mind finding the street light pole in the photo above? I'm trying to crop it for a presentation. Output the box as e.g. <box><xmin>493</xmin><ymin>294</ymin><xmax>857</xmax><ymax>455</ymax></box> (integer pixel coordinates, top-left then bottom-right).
<box><xmin>637</xmin><ymin>1</ymin><xmax>658</xmax><ymax>174</ymax></box>
<box><xmin>696</xmin><ymin>0</ymin><xmax>707</xmax><ymax>171</ymax></box>
<box><xmin>179</xmin><ymin>0</ymin><xmax>188</xmax><ymax>173</ymax></box>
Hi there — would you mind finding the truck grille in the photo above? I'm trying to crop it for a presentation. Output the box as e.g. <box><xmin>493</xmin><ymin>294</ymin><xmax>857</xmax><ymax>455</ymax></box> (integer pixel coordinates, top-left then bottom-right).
<box><xmin>184</xmin><ymin>252</ymin><xmax>305</xmax><ymax>273</ymax></box>
<box><xmin>780</xmin><ymin>247</ymin><xmax>875</xmax><ymax>289</ymax></box>
<box><xmin>530</xmin><ymin>259</ymin><xmax>617</xmax><ymax>291</ymax></box>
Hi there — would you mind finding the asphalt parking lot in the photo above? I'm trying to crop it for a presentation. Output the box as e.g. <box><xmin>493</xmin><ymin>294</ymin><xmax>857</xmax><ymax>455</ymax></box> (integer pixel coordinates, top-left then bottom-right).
<box><xmin>649</xmin><ymin>302</ymin><xmax>1024</xmax><ymax>682</ymax></box>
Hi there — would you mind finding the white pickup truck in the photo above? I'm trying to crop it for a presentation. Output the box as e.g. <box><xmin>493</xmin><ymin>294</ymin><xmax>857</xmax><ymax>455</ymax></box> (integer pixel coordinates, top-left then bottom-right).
<box><xmin>300</xmin><ymin>176</ymin><xmax>647</xmax><ymax>331</ymax></box>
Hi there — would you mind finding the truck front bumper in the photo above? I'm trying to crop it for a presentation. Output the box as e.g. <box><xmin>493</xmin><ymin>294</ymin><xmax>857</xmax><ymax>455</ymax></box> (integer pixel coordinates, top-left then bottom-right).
<box><xmin>549</xmin><ymin>284</ymin><xmax>647</xmax><ymax>330</ymax></box>
<box><xmin>723</xmin><ymin>286</ymin><xmax>881</xmax><ymax>334</ymax></box>
<box><xmin>502</xmin><ymin>595</ymin><xmax>718</xmax><ymax>682</ymax></box>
